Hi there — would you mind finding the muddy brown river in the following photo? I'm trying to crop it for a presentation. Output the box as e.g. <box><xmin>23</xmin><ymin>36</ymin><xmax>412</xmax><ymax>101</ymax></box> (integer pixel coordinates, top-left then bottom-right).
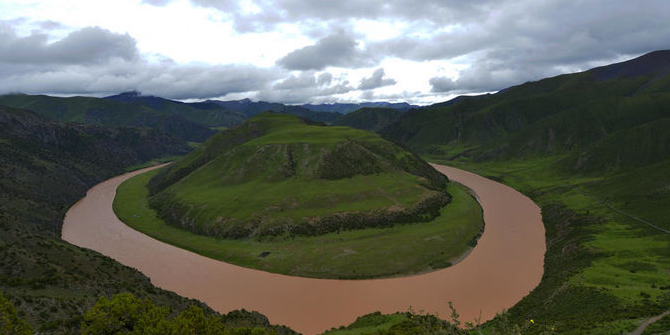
<box><xmin>62</xmin><ymin>164</ymin><xmax>545</xmax><ymax>335</ymax></box>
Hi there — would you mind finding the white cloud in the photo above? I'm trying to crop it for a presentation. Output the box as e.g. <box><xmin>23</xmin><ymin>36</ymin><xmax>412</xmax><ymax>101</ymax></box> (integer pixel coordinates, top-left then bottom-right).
<box><xmin>0</xmin><ymin>0</ymin><xmax>669</xmax><ymax>104</ymax></box>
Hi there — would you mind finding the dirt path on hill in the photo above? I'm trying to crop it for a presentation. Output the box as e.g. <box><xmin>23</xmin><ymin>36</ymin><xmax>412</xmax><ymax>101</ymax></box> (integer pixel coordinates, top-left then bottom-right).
<box><xmin>628</xmin><ymin>310</ymin><xmax>670</xmax><ymax>335</ymax></box>
<box><xmin>62</xmin><ymin>163</ymin><xmax>546</xmax><ymax>335</ymax></box>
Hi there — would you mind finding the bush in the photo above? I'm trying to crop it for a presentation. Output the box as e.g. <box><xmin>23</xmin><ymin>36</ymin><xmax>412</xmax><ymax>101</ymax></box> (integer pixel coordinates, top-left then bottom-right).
<box><xmin>0</xmin><ymin>290</ymin><xmax>33</xmax><ymax>335</ymax></box>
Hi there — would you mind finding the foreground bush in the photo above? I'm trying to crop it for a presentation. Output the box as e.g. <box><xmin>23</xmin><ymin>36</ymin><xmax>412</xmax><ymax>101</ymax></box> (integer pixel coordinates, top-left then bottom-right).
<box><xmin>0</xmin><ymin>291</ymin><xmax>33</xmax><ymax>335</ymax></box>
<box><xmin>81</xmin><ymin>293</ymin><xmax>277</xmax><ymax>335</ymax></box>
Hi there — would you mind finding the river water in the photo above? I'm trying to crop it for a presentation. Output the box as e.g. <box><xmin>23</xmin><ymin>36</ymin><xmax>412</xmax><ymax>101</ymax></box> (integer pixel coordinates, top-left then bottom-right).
<box><xmin>62</xmin><ymin>163</ymin><xmax>545</xmax><ymax>334</ymax></box>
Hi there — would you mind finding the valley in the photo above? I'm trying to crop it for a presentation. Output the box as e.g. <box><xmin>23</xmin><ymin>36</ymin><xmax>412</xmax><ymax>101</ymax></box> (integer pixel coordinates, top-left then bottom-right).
<box><xmin>0</xmin><ymin>11</ymin><xmax>667</xmax><ymax>331</ymax></box>
<box><xmin>62</xmin><ymin>162</ymin><xmax>545</xmax><ymax>335</ymax></box>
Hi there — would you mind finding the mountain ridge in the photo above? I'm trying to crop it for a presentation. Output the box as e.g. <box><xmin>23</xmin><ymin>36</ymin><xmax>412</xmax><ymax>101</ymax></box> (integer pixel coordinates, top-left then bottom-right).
<box><xmin>381</xmin><ymin>49</ymin><xmax>670</xmax><ymax>174</ymax></box>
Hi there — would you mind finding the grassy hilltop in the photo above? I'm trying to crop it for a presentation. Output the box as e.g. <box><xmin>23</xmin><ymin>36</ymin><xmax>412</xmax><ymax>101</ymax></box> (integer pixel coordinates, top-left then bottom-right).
<box><xmin>114</xmin><ymin>112</ymin><xmax>483</xmax><ymax>278</ymax></box>
<box><xmin>149</xmin><ymin>112</ymin><xmax>451</xmax><ymax>239</ymax></box>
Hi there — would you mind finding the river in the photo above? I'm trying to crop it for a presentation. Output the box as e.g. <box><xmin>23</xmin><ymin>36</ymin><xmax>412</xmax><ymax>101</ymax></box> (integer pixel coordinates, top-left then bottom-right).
<box><xmin>62</xmin><ymin>163</ymin><xmax>545</xmax><ymax>334</ymax></box>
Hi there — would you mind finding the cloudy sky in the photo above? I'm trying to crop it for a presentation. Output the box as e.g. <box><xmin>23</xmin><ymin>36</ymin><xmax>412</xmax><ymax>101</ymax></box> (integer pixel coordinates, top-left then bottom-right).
<box><xmin>1</xmin><ymin>0</ymin><xmax>669</xmax><ymax>105</ymax></box>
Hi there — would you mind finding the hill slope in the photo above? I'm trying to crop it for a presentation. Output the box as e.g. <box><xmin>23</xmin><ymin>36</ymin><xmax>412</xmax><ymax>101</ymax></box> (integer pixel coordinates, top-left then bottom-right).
<box><xmin>382</xmin><ymin>50</ymin><xmax>670</xmax><ymax>174</ymax></box>
<box><xmin>106</xmin><ymin>91</ymin><xmax>248</xmax><ymax>127</ymax></box>
<box><xmin>334</xmin><ymin>107</ymin><xmax>403</xmax><ymax>132</ymax></box>
<box><xmin>301</xmin><ymin>102</ymin><xmax>417</xmax><ymax>114</ymax></box>
<box><xmin>0</xmin><ymin>105</ymin><xmax>195</xmax><ymax>332</ymax></box>
<box><xmin>205</xmin><ymin>98</ymin><xmax>343</xmax><ymax>123</ymax></box>
<box><xmin>381</xmin><ymin>50</ymin><xmax>670</xmax><ymax>333</ymax></box>
<box><xmin>148</xmin><ymin>112</ymin><xmax>450</xmax><ymax>239</ymax></box>
<box><xmin>0</xmin><ymin>106</ymin><xmax>297</xmax><ymax>334</ymax></box>
<box><xmin>0</xmin><ymin>94</ymin><xmax>216</xmax><ymax>142</ymax></box>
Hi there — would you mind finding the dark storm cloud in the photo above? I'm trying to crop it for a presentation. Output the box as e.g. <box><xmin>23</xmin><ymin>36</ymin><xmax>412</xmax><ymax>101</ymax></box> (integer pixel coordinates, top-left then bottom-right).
<box><xmin>0</xmin><ymin>25</ymin><xmax>282</xmax><ymax>100</ymax></box>
<box><xmin>175</xmin><ymin>0</ymin><xmax>670</xmax><ymax>95</ymax></box>
<box><xmin>5</xmin><ymin>0</ymin><xmax>670</xmax><ymax>102</ymax></box>
<box><xmin>0</xmin><ymin>26</ymin><xmax>138</xmax><ymax>65</ymax></box>
<box><xmin>358</xmin><ymin>68</ymin><xmax>396</xmax><ymax>90</ymax></box>
<box><xmin>276</xmin><ymin>31</ymin><xmax>373</xmax><ymax>70</ymax></box>
<box><xmin>177</xmin><ymin>0</ymin><xmax>493</xmax><ymax>32</ymax></box>
<box><xmin>414</xmin><ymin>0</ymin><xmax>670</xmax><ymax>93</ymax></box>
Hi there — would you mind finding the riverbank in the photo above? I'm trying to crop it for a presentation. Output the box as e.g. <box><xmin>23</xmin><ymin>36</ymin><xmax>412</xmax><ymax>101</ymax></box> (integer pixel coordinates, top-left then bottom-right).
<box><xmin>62</xmin><ymin>163</ymin><xmax>545</xmax><ymax>335</ymax></box>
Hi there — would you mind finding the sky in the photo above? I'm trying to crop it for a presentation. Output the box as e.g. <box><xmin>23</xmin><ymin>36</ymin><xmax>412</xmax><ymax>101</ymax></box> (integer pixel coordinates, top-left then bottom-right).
<box><xmin>0</xmin><ymin>0</ymin><xmax>669</xmax><ymax>105</ymax></box>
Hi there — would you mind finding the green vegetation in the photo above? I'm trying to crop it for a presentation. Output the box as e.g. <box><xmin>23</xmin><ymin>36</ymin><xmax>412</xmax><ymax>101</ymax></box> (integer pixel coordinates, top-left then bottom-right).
<box><xmin>321</xmin><ymin>312</ymin><xmax>467</xmax><ymax>335</ymax></box>
<box><xmin>321</xmin><ymin>306</ymin><xmax>560</xmax><ymax>335</ymax></box>
<box><xmin>0</xmin><ymin>92</ymin><xmax>345</xmax><ymax>143</ymax></box>
<box><xmin>81</xmin><ymin>293</ymin><xmax>295</xmax><ymax>335</ymax></box>
<box><xmin>115</xmin><ymin>168</ymin><xmax>482</xmax><ymax>278</ymax></box>
<box><xmin>333</xmin><ymin>107</ymin><xmax>403</xmax><ymax>132</ymax></box>
<box><xmin>322</xmin><ymin>312</ymin><xmax>409</xmax><ymax>335</ymax></box>
<box><xmin>0</xmin><ymin>93</ymin><xmax>218</xmax><ymax>142</ymax></box>
<box><xmin>377</xmin><ymin>51</ymin><xmax>670</xmax><ymax>333</ymax></box>
<box><xmin>148</xmin><ymin>113</ymin><xmax>453</xmax><ymax>240</ymax></box>
<box><xmin>426</xmin><ymin>157</ymin><xmax>670</xmax><ymax>334</ymax></box>
<box><xmin>0</xmin><ymin>106</ymin><xmax>292</xmax><ymax>333</ymax></box>
<box><xmin>0</xmin><ymin>291</ymin><xmax>33</xmax><ymax>335</ymax></box>
<box><xmin>642</xmin><ymin>313</ymin><xmax>670</xmax><ymax>334</ymax></box>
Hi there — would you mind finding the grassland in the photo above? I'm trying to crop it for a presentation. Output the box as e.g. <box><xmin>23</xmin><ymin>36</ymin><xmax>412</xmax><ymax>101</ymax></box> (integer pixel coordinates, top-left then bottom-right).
<box><xmin>149</xmin><ymin>113</ymin><xmax>452</xmax><ymax>239</ymax></box>
<box><xmin>425</xmin><ymin>154</ymin><xmax>670</xmax><ymax>334</ymax></box>
<box><xmin>372</xmin><ymin>52</ymin><xmax>670</xmax><ymax>333</ymax></box>
<box><xmin>316</xmin><ymin>155</ymin><xmax>670</xmax><ymax>334</ymax></box>
<box><xmin>114</xmin><ymin>167</ymin><xmax>483</xmax><ymax>279</ymax></box>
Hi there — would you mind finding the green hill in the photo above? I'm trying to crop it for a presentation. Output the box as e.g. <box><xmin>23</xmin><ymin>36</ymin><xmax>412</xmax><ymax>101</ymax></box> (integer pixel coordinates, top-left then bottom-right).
<box><xmin>202</xmin><ymin>98</ymin><xmax>343</xmax><ymax>123</ymax></box>
<box><xmin>0</xmin><ymin>94</ymin><xmax>217</xmax><ymax>142</ymax></box>
<box><xmin>381</xmin><ymin>50</ymin><xmax>670</xmax><ymax>333</ymax></box>
<box><xmin>382</xmin><ymin>50</ymin><xmax>670</xmax><ymax>174</ymax></box>
<box><xmin>333</xmin><ymin>107</ymin><xmax>403</xmax><ymax>132</ymax></box>
<box><xmin>0</xmin><ymin>105</ymin><xmax>194</xmax><ymax>332</ymax></box>
<box><xmin>106</xmin><ymin>91</ymin><xmax>248</xmax><ymax>127</ymax></box>
<box><xmin>0</xmin><ymin>105</ymin><xmax>297</xmax><ymax>334</ymax></box>
<box><xmin>114</xmin><ymin>113</ymin><xmax>482</xmax><ymax>278</ymax></box>
<box><xmin>149</xmin><ymin>112</ymin><xmax>450</xmax><ymax>239</ymax></box>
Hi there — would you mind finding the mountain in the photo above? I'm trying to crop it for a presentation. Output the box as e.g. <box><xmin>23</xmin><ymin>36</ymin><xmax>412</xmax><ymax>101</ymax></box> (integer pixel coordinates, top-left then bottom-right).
<box><xmin>106</xmin><ymin>91</ymin><xmax>248</xmax><ymax>127</ymax></box>
<box><xmin>380</xmin><ymin>50</ymin><xmax>670</xmax><ymax>333</ymax></box>
<box><xmin>204</xmin><ymin>98</ymin><xmax>343</xmax><ymax>123</ymax></box>
<box><xmin>0</xmin><ymin>105</ymin><xmax>196</xmax><ymax>332</ymax></box>
<box><xmin>0</xmin><ymin>94</ymin><xmax>216</xmax><ymax>142</ymax></box>
<box><xmin>333</xmin><ymin>107</ymin><xmax>403</xmax><ymax>132</ymax></box>
<box><xmin>0</xmin><ymin>106</ymin><xmax>298</xmax><ymax>334</ymax></box>
<box><xmin>383</xmin><ymin>50</ymin><xmax>670</xmax><ymax>173</ymax></box>
<box><xmin>148</xmin><ymin>112</ymin><xmax>450</xmax><ymax>239</ymax></box>
<box><xmin>301</xmin><ymin>102</ymin><xmax>418</xmax><ymax>114</ymax></box>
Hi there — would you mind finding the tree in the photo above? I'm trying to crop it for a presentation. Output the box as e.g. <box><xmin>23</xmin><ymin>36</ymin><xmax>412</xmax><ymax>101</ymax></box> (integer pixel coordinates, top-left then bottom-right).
<box><xmin>81</xmin><ymin>293</ymin><xmax>169</xmax><ymax>334</ymax></box>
